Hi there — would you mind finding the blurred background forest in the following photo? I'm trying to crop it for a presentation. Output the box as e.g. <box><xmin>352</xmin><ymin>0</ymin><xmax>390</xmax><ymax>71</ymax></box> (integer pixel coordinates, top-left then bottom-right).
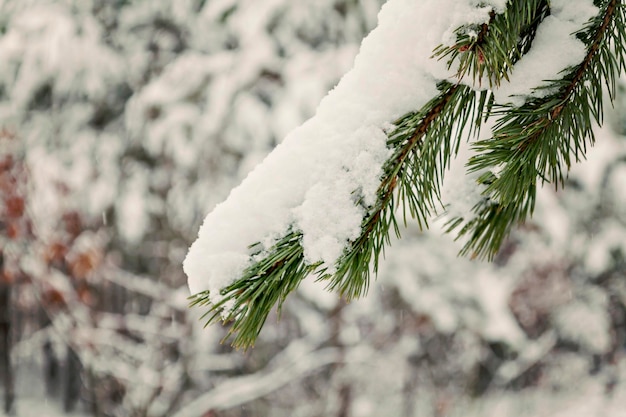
<box><xmin>1</xmin><ymin>0</ymin><xmax>626</xmax><ymax>416</ymax></box>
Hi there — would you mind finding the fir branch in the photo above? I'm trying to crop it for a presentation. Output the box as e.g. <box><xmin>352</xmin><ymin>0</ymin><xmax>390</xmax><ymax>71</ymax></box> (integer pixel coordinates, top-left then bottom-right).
<box><xmin>451</xmin><ymin>0</ymin><xmax>626</xmax><ymax>259</ymax></box>
<box><xmin>433</xmin><ymin>0</ymin><xmax>550</xmax><ymax>87</ymax></box>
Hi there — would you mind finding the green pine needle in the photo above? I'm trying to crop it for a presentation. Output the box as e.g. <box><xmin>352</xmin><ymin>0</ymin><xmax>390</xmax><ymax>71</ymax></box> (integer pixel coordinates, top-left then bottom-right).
<box><xmin>432</xmin><ymin>0</ymin><xmax>550</xmax><ymax>87</ymax></box>
<box><xmin>450</xmin><ymin>0</ymin><xmax>626</xmax><ymax>259</ymax></box>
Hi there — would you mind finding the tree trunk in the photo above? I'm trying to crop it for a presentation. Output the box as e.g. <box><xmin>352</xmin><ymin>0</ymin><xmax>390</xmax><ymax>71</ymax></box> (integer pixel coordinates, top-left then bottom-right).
<box><xmin>0</xmin><ymin>274</ymin><xmax>15</xmax><ymax>415</ymax></box>
<box><xmin>43</xmin><ymin>339</ymin><xmax>60</xmax><ymax>396</ymax></box>
<box><xmin>63</xmin><ymin>347</ymin><xmax>82</xmax><ymax>412</ymax></box>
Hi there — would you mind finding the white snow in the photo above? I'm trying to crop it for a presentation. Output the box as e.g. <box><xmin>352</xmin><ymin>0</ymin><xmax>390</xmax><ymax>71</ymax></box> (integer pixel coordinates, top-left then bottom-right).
<box><xmin>493</xmin><ymin>0</ymin><xmax>597</xmax><ymax>106</ymax></box>
<box><xmin>440</xmin><ymin>3</ymin><xmax>496</xmax><ymax>47</ymax></box>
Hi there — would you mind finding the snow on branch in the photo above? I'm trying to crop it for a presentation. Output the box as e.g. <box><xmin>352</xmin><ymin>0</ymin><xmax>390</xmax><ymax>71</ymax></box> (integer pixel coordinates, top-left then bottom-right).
<box><xmin>184</xmin><ymin>0</ymin><xmax>622</xmax><ymax>347</ymax></box>
<box><xmin>186</xmin><ymin>0</ymin><xmax>493</xmax><ymax>308</ymax></box>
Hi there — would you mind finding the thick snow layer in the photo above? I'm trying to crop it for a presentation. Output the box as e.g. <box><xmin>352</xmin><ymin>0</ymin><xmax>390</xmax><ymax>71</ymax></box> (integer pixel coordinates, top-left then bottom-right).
<box><xmin>184</xmin><ymin>0</ymin><xmax>501</xmax><ymax>298</ymax></box>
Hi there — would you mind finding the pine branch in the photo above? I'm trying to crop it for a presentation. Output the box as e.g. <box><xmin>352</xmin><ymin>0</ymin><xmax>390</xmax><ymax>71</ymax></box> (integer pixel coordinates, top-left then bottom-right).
<box><xmin>324</xmin><ymin>83</ymin><xmax>486</xmax><ymax>299</ymax></box>
<box><xmin>190</xmin><ymin>231</ymin><xmax>312</xmax><ymax>349</ymax></box>
<box><xmin>188</xmin><ymin>1</ymin><xmax>551</xmax><ymax>348</ymax></box>
<box><xmin>190</xmin><ymin>82</ymin><xmax>485</xmax><ymax>348</ymax></box>
<box><xmin>450</xmin><ymin>0</ymin><xmax>626</xmax><ymax>259</ymax></box>
<box><xmin>188</xmin><ymin>1</ymin><xmax>626</xmax><ymax>348</ymax></box>
<box><xmin>432</xmin><ymin>0</ymin><xmax>550</xmax><ymax>86</ymax></box>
